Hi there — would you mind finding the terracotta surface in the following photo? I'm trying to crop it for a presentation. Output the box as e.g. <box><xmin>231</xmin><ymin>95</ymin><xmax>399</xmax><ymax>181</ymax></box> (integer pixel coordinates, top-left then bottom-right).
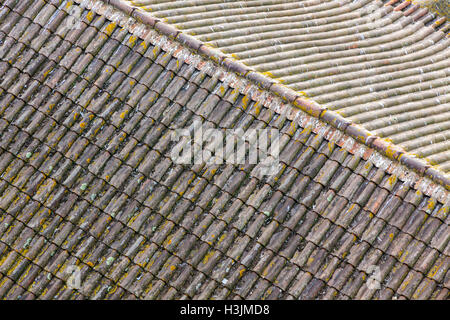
<box><xmin>0</xmin><ymin>0</ymin><xmax>448</xmax><ymax>300</ymax></box>
<box><xmin>128</xmin><ymin>0</ymin><xmax>450</xmax><ymax>173</ymax></box>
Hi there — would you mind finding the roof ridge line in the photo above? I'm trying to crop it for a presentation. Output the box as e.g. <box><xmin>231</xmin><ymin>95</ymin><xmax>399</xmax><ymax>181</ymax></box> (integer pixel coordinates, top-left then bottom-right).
<box><xmin>101</xmin><ymin>0</ymin><xmax>449</xmax><ymax>191</ymax></box>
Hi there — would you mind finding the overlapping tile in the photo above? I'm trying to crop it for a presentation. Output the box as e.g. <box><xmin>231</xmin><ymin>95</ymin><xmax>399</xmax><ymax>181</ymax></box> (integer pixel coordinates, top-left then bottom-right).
<box><xmin>0</xmin><ymin>0</ymin><xmax>448</xmax><ymax>300</ymax></box>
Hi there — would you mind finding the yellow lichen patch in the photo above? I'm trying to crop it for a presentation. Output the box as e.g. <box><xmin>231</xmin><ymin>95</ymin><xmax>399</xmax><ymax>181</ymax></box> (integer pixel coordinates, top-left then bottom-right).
<box><xmin>107</xmin><ymin>285</ymin><xmax>118</xmax><ymax>295</ymax></box>
<box><xmin>400</xmin><ymin>251</ymin><xmax>409</xmax><ymax>263</ymax></box>
<box><xmin>207</xmin><ymin>167</ymin><xmax>217</xmax><ymax>176</ymax></box>
<box><xmin>78</xmin><ymin>216</ymin><xmax>86</xmax><ymax>225</ymax></box>
<box><xmin>357</xmin><ymin>135</ymin><xmax>367</xmax><ymax>142</ymax></box>
<box><xmin>230</xmin><ymin>88</ymin><xmax>239</xmax><ymax>97</ymax></box>
<box><xmin>287</xmin><ymin>121</ymin><xmax>296</xmax><ymax>135</ymax></box>
<box><xmin>384</xmin><ymin>145</ymin><xmax>397</xmax><ymax>159</ymax></box>
<box><xmin>327</xmin><ymin>142</ymin><xmax>334</xmax><ymax>154</ymax></box>
<box><xmin>120</xmin><ymin>110</ymin><xmax>128</xmax><ymax>119</ymax></box>
<box><xmin>400</xmin><ymin>276</ymin><xmax>411</xmax><ymax>291</ymax></box>
<box><xmin>86</xmin><ymin>11</ymin><xmax>94</xmax><ymax>22</ymax></box>
<box><xmin>218</xmin><ymin>85</ymin><xmax>226</xmax><ymax>95</ymax></box>
<box><xmin>152</xmin><ymin>47</ymin><xmax>159</xmax><ymax>58</ymax></box>
<box><xmin>126</xmin><ymin>64</ymin><xmax>134</xmax><ymax>74</ymax></box>
<box><xmin>104</xmin><ymin>22</ymin><xmax>116</xmax><ymax>36</ymax></box>
<box><xmin>170</xmin><ymin>265</ymin><xmax>176</xmax><ymax>271</ymax></box>
<box><xmin>230</xmin><ymin>53</ymin><xmax>240</xmax><ymax>60</ymax></box>
<box><xmin>412</xmin><ymin>280</ymin><xmax>430</xmax><ymax>299</ymax></box>
<box><xmin>217</xmin><ymin>233</ymin><xmax>227</xmax><ymax>245</ymax></box>
<box><xmin>43</xmin><ymin>67</ymin><xmax>53</xmax><ymax>78</ymax></box>
<box><xmin>3</xmin><ymin>165</ymin><xmax>12</xmax><ymax>180</ymax></box>
<box><xmin>387</xmin><ymin>174</ymin><xmax>397</xmax><ymax>187</ymax></box>
<box><xmin>427</xmin><ymin>260</ymin><xmax>443</xmax><ymax>278</ymax></box>
<box><xmin>128</xmin><ymin>35</ymin><xmax>138</xmax><ymax>46</ymax></box>
<box><xmin>299</xmin><ymin>126</ymin><xmax>311</xmax><ymax>136</ymax></box>
<box><xmin>425</xmin><ymin>198</ymin><xmax>436</xmax><ymax>213</ymax></box>
<box><xmin>252</xmin><ymin>102</ymin><xmax>261</xmax><ymax>115</ymax></box>
<box><xmin>47</xmin><ymin>103</ymin><xmax>55</xmax><ymax>111</ymax></box>
<box><xmin>347</xmin><ymin>203</ymin><xmax>356</xmax><ymax>213</ymax></box>
<box><xmin>202</xmin><ymin>250</ymin><xmax>215</xmax><ymax>264</ymax></box>
<box><xmin>262</xmin><ymin>71</ymin><xmax>274</xmax><ymax>78</ymax></box>
<box><xmin>240</xmin><ymin>95</ymin><xmax>250</xmax><ymax>110</ymax></box>
<box><xmin>79</xmin><ymin>122</ymin><xmax>87</xmax><ymax>129</ymax></box>
<box><xmin>86</xmin><ymin>261</ymin><xmax>94</xmax><ymax>267</ymax></box>
<box><xmin>187</xmin><ymin>175</ymin><xmax>195</xmax><ymax>186</ymax></box>
<box><xmin>437</xmin><ymin>206</ymin><xmax>448</xmax><ymax>218</ymax></box>
<box><xmin>423</xmin><ymin>214</ymin><xmax>428</xmax><ymax>224</ymax></box>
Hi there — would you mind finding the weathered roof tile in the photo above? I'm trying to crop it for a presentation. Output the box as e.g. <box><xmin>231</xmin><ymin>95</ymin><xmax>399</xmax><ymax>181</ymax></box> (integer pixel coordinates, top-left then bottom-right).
<box><xmin>0</xmin><ymin>0</ymin><xmax>447</xmax><ymax>300</ymax></box>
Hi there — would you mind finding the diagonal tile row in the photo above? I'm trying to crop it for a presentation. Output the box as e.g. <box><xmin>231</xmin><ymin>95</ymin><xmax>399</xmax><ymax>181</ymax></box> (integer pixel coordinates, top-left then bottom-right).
<box><xmin>0</xmin><ymin>0</ymin><xmax>448</xmax><ymax>300</ymax></box>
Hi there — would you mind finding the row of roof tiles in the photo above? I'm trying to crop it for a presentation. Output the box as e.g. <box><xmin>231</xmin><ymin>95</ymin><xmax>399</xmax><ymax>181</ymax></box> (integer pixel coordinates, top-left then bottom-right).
<box><xmin>124</xmin><ymin>0</ymin><xmax>450</xmax><ymax>177</ymax></box>
<box><xmin>0</xmin><ymin>0</ymin><xmax>448</xmax><ymax>300</ymax></box>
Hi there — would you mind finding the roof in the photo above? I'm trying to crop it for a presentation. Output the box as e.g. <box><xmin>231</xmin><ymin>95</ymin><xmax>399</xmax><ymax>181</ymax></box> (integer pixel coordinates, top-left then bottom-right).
<box><xmin>0</xmin><ymin>0</ymin><xmax>448</xmax><ymax>300</ymax></box>
<box><xmin>128</xmin><ymin>0</ymin><xmax>450</xmax><ymax>173</ymax></box>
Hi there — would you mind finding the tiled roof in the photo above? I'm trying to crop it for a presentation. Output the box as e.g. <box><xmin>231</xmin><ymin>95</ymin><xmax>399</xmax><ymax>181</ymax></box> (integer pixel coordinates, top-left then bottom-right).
<box><xmin>128</xmin><ymin>0</ymin><xmax>450</xmax><ymax>173</ymax></box>
<box><xmin>0</xmin><ymin>0</ymin><xmax>448</xmax><ymax>300</ymax></box>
